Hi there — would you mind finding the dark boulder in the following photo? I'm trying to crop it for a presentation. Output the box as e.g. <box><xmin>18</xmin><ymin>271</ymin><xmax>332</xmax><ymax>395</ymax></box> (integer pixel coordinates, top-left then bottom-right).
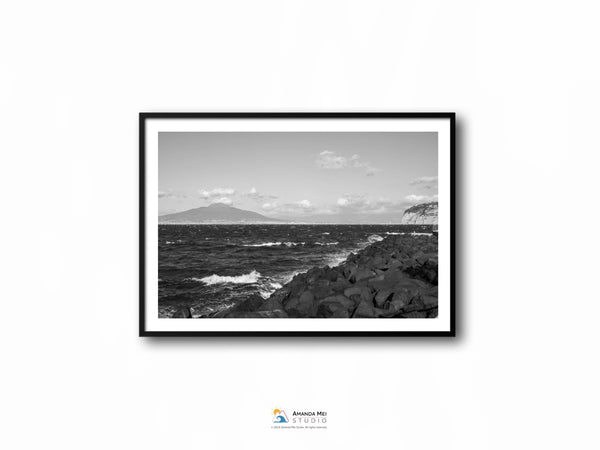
<box><xmin>344</xmin><ymin>286</ymin><xmax>363</xmax><ymax>297</ymax></box>
<box><xmin>311</xmin><ymin>280</ymin><xmax>335</xmax><ymax>300</ymax></box>
<box><xmin>331</xmin><ymin>277</ymin><xmax>351</xmax><ymax>291</ymax></box>
<box><xmin>399</xmin><ymin>310</ymin><xmax>428</xmax><ymax>318</ymax></box>
<box><xmin>352</xmin><ymin>299</ymin><xmax>377</xmax><ymax>318</ymax></box>
<box><xmin>317</xmin><ymin>295</ymin><xmax>355</xmax><ymax>318</ymax></box>
<box><xmin>258</xmin><ymin>297</ymin><xmax>285</xmax><ymax>312</ymax></box>
<box><xmin>330</xmin><ymin>308</ymin><xmax>351</xmax><ymax>318</ymax></box>
<box><xmin>374</xmin><ymin>289</ymin><xmax>393</xmax><ymax>308</ymax></box>
<box><xmin>355</xmin><ymin>268</ymin><xmax>376</xmax><ymax>282</ymax></box>
<box><xmin>230</xmin><ymin>294</ymin><xmax>264</xmax><ymax>313</ymax></box>
<box><xmin>285</xmin><ymin>290</ymin><xmax>317</xmax><ymax>317</ymax></box>
<box><xmin>172</xmin><ymin>307</ymin><xmax>192</xmax><ymax>318</ymax></box>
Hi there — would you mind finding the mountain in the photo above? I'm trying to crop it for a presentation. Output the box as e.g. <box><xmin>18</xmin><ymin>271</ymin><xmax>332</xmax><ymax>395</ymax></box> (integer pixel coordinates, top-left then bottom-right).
<box><xmin>159</xmin><ymin>203</ymin><xmax>285</xmax><ymax>224</ymax></box>
<box><xmin>400</xmin><ymin>202</ymin><xmax>438</xmax><ymax>225</ymax></box>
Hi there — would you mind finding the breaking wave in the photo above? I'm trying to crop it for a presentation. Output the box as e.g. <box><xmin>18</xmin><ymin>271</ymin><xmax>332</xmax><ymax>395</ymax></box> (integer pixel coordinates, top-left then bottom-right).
<box><xmin>190</xmin><ymin>270</ymin><xmax>262</xmax><ymax>285</ymax></box>
<box><xmin>258</xmin><ymin>282</ymin><xmax>283</xmax><ymax>299</ymax></box>
<box><xmin>367</xmin><ymin>234</ymin><xmax>384</xmax><ymax>243</ymax></box>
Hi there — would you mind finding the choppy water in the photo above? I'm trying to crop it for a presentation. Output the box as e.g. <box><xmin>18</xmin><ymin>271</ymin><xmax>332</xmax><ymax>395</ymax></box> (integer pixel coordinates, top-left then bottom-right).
<box><xmin>158</xmin><ymin>224</ymin><xmax>433</xmax><ymax>317</ymax></box>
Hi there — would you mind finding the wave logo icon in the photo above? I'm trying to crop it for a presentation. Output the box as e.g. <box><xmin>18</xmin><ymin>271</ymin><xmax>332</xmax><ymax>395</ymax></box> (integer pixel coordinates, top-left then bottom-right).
<box><xmin>273</xmin><ymin>408</ymin><xmax>289</xmax><ymax>424</ymax></box>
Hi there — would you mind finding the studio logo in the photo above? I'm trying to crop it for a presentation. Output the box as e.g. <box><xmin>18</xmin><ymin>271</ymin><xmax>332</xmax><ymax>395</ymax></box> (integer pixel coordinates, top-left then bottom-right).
<box><xmin>271</xmin><ymin>408</ymin><xmax>328</xmax><ymax>429</ymax></box>
<box><xmin>272</xmin><ymin>409</ymin><xmax>289</xmax><ymax>423</ymax></box>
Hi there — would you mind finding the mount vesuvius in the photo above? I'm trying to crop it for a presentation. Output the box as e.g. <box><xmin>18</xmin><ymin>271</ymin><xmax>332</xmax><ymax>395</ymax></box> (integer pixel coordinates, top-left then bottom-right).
<box><xmin>158</xmin><ymin>203</ymin><xmax>285</xmax><ymax>224</ymax></box>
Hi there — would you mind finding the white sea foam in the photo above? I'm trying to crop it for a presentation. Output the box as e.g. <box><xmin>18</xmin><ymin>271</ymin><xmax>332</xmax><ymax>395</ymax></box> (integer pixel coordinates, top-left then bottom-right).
<box><xmin>243</xmin><ymin>242</ymin><xmax>282</xmax><ymax>247</ymax></box>
<box><xmin>191</xmin><ymin>270</ymin><xmax>262</xmax><ymax>285</ymax></box>
<box><xmin>284</xmin><ymin>241</ymin><xmax>304</xmax><ymax>247</ymax></box>
<box><xmin>367</xmin><ymin>234</ymin><xmax>384</xmax><ymax>243</ymax></box>
<box><xmin>386</xmin><ymin>231</ymin><xmax>433</xmax><ymax>236</ymax></box>
<box><xmin>243</xmin><ymin>241</ymin><xmax>305</xmax><ymax>247</ymax></box>
<box><xmin>327</xmin><ymin>253</ymin><xmax>351</xmax><ymax>267</ymax></box>
<box><xmin>258</xmin><ymin>282</ymin><xmax>284</xmax><ymax>299</ymax></box>
<box><xmin>315</xmin><ymin>242</ymin><xmax>339</xmax><ymax>246</ymax></box>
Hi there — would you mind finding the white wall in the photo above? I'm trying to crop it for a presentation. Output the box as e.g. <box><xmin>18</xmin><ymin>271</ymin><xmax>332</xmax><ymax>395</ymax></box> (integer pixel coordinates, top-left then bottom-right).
<box><xmin>1</xmin><ymin>1</ymin><xmax>599</xmax><ymax>449</ymax></box>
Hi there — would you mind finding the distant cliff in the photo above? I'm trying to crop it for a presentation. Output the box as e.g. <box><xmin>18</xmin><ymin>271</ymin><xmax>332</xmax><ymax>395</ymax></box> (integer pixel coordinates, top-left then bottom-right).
<box><xmin>401</xmin><ymin>202</ymin><xmax>438</xmax><ymax>225</ymax></box>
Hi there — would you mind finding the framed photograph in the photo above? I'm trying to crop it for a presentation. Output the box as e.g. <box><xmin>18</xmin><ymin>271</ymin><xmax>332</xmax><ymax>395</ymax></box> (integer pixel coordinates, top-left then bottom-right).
<box><xmin>140</xmin><ymin>113</ymin><xmax>455</xmax><ymax>336</ymax></box>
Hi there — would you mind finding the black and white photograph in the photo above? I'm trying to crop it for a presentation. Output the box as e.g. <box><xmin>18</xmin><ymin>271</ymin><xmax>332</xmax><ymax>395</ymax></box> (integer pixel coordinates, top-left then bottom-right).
<box><xmin>140</xmin><ymin>113</ymin><xmax>455</xmax><ymax>335</ymax></box>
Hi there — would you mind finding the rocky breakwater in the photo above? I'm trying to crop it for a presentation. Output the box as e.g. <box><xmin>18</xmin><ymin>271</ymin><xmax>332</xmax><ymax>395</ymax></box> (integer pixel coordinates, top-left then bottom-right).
<box><xmin>219</xmin><ymin>234</ymin><xmax>438</xmax><ymax>319</ymax></box>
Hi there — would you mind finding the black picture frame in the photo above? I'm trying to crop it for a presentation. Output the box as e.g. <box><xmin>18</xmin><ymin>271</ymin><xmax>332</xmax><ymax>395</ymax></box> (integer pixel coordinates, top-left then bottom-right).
<box><xmin>140</xmin><ymin>112</ymin><xmax>456</xmax><ymax>337</ymax></box>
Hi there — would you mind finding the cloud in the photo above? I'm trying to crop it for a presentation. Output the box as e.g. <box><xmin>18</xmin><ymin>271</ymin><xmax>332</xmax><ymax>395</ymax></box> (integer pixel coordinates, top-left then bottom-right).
<box><xmin>335</xmin><ymin>194</ymin><xmax>403</xmax><ymax>214</ymax></box>
<box><xmin>404</xmin><ymin>194</ymin><xmax>438</xmax><ymax>204</ymax></box>
<box><xmin>244</xmin><ymin>187</ymin><xmax>278</xmax><ymax>202</ymax></box>
<box><xmin>259</xmin><ymin>193</ymin><xmax>437</xmax><ymax>219</ymax></box>
<box><xmin>316</xmin><ymin>151</ymin><xmax>348</xmax><ymax>169</ymax></box>
<box><xmin>261</xmin><ymin>199</ymin><xmax>315</xmax><ymax>215</ymax></box>
<box><xmin>210</xmin><ymin>197</ymin><xmax>233</xmax><ymax>205</ymax></box>
<box><xmin>335</xmin><ymin>193</ymin><xmax>437</xmax><ymax>215</ymax></box>
<box><xmin>158</xmin><ymin>189</ymin><xmax>190</xmax><ymax>200</ymax></box>
<box><xmin>365</xmin><ymin>167</ymin><xmax>382</xmax><ymax>177</ymax></box>
<box><xmin>409</xmin><ymin>176</ymin><xmax>438</xmax><ymax>189</ymax></box>
<box><xmin>315</xmin><ymin>151</ymin><xmax>381</xmax><ymax>176</ymax></box>
<box><xmin>199</xmin><ymin>187</ymin><xmax>236</xmax><ymax>198</ymax></box>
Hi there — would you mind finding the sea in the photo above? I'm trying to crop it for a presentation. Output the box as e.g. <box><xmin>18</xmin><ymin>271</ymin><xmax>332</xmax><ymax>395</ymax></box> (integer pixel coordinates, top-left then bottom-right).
<box><xmin>158</xmin><ymin>224</ymin><xmax>433</xmax><ymax>317</ymax></box>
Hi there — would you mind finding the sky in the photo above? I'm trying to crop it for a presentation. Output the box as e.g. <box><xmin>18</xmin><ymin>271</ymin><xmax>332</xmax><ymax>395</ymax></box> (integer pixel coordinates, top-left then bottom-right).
<box><xmin>158</xmin><ymin>132</ymin><xmax>437</xmax><ymax>223</ymax></box>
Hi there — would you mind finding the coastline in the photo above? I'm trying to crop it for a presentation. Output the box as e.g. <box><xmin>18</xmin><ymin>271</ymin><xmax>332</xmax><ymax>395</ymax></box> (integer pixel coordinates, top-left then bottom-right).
<box><xmin>211</xmin><ymin>233</ymin><xmax>438</xmax><ymax>319</ymax></box>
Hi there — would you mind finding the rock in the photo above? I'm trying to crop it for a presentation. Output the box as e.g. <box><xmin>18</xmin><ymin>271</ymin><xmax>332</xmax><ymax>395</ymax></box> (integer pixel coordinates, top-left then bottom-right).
<box><xmin>258</xmin><ymin>297</ymin><xmax>285</xmax><ymax>312</ymax></box>
<box><xmin>389</xmin><ymin>294</ymin><xmax>409</xmax><ymax>312</ymax></box>
<box><xmin>427</xmin><ymin>308</ymin><xmax>438</xmax><ymax>318</ymax></box>
<box><xmin>384</xmin><ymin>259</ymin><xmax>403</xmax><ymax>270</ymax></box>
<box><xmin>403</xmin><ymin>296</ymin><xmax>428</xmax><ymax>313</ymax></box>
<box><xmin>317</xmin><ymin>295</ymin><xmax>355</xmax><ymax>318</ymax></box>
<box><xmin>172</xmin><ymin>307</ymin><xmax>191</xmax><ymax>318</ymax></box>
<box><xmin>330</xmin><ymin>309</ymin><xmax>351</xmax><ymax>318</ymax></box>
<box><xmin>422</xmin><ymin>294</ymin><xmax>438</xmax><ymax>309</ymax></box>
<box><xmin>399</xmin><ymin>310</ymin><xmax>428</xmax><ymax>318</ymax></box>
<box><xmin>355</xmin><ymin>268</ymin><xmax>376</xmax><ymax>282</ymax></box>
<box><xmin>360</xmin><ymin>287</ymin><xmax>374</xmax><ymax>303</ymax></box>
<box><xmin>331</xmin><ymin>277</ymin><xmax>351</xmax><ymax>291</ymax></box>
<box><xmin>324</xmin><ymin>268</ymin><xmax>339</xmax><ymax>282</ymax></box>
<box><xmin>343</xmin><ymin>263</ymin><xmax>358</xmax><ymax>279</ymax></box>
<box><xmin>367</xmin><ymin>277</ymin><xmax>396</xmax><ymax>292</ymax></box>
<box><xmin>370</xmin><ymin>255</ymin><xmax>387</xmax><ymax>268</ymax></box>
<box><xmin>383</xmin><ymin>268</ymin><xmax>407</xmax><ymax>284</ymax></box>
<box><xmin>352</xmin><ymin>299</ymin><xmax>377</xmax><ymax>318</ymax></box>
<box><xmin>285</xmin><ymin>290</ymin><xmax>317</xmax><ymax>317</ymax></box>
<box><xmin>319</xmin><ymin>295</ymin><xmax>355</xmax><ymax>308</ymax></box>
<box><xmin>306</xmin><ymin>267</ymin><xmax>326</xmax><ymax>284</ymax></box>
<box><xmin>374</xmin><ymin>289</ymin><xmax>393</xmax><ymax>307</ymax></box>
<box><xmin>344</xmin><ymin>286</ymin><xmax>363</xmax><ymax>297</ymax></box>
<box><xmin>389</xmin><ymin>282</ymin><xmax>424</xmax><ymax>312</ymax></box>
<box><xmin>311</xmin><ymin>280</ymin><xmax>335</xmax><ymax>300</ymax></box>
<box><xmin>405</xmin><ymin>259</ymin><xmax>438</xmax><ymax>285</ymax></box>
<box><xmin>224</xmin><ymin>311</ymin><xmax>264</xmax><ymax>318</ymax></box>
<box><xmin>259</xmin><ymin>310</ymin><xmax>289</xmax><ymax>318</ymax></box>
<box><xmin>229</xmin><ymin>295</ymin><xmax>264</xmax><ymax>313</ymax></box>
<box><xmin>227</xmin><ymin>310</ymin><xmax>289</xmax><ymax>318</ymax></box>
